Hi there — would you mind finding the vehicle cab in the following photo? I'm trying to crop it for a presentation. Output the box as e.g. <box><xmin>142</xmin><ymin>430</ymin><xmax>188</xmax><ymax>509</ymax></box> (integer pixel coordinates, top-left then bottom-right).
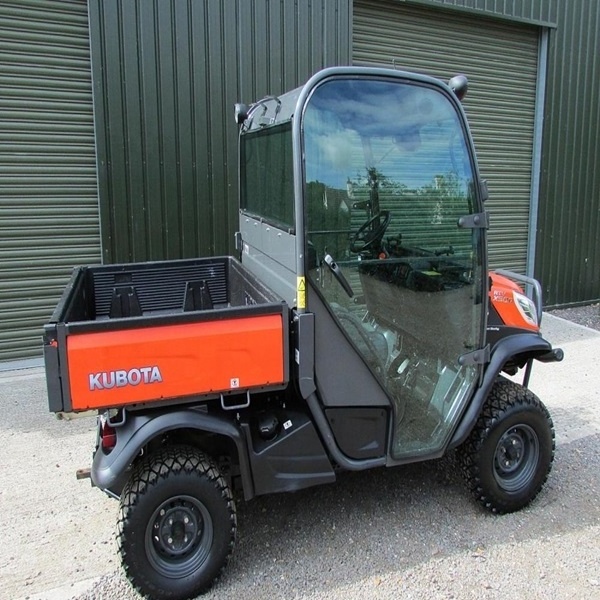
<box><xmin>237</xmin><ymin>67</ymin><xmax>487</xmax><ymax>461</ymax></box>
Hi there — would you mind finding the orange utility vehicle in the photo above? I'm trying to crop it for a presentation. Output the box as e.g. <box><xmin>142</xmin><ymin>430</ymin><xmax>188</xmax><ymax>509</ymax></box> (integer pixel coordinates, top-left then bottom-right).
<box><xmin>44</xmin><ymin>66</ymin><xmax>563</xmax><ymax>600</ymax></box>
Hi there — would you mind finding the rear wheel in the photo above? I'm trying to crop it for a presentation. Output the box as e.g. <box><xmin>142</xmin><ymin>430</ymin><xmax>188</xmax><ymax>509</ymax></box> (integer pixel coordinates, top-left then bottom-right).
<box><xmin>118</xmin><ymin>445</ymin><xmax>236</xmax><ymax>600</ymax></box>
<box><xmin>459</xmin><ymin>378</ymin><xmax>554</xmax><ymax>514</ymax></box>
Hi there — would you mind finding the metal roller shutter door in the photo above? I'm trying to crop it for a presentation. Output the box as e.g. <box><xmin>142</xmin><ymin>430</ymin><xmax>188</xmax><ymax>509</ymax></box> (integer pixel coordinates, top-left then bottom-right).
<box><xmin>353</xmin><ymin>0</ymin><xmax>539</xmax><ymax>272</ymax></box>
<box><xmin>0</xmin><ymin>0</ymin><xmax>100</xmax><ymax>362</ymax></box>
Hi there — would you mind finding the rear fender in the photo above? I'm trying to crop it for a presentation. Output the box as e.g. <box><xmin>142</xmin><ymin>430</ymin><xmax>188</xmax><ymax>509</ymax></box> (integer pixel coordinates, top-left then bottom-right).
<box><xmin>91</xmin><ymin>408</ymin><xmax>254</xmax><ymax>500</ymax></box>
<box><xmin>449</xmin><ymin>333</ymin><xmax>561</xmax><ymax>449</ymax></box>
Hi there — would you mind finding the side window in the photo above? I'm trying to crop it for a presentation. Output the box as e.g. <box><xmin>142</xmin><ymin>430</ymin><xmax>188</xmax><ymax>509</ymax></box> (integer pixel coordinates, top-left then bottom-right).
<box><xmin>241</xmin><ymin>124</ymin><xmax>294</xmax><ymax>230</ymax></box>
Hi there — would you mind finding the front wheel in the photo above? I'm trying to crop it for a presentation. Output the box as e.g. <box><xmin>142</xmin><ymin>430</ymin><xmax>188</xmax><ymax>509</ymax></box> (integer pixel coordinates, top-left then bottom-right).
<box><xmin>118</xmin><ymin>446</ymin><xmax>237</xmax><ymax>600</ymax></box>
<box><xmin>458</xmin><ymin>378</ymin><xmax>555</xmax><ymax>514</ymax></box>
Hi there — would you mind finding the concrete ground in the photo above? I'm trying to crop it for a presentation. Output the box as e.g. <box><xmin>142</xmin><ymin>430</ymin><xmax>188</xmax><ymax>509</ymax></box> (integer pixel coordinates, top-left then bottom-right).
<box><xmin>1</xmin><ymin>314</ymin><xmax>599</xmax><ymax>600</ymax></box>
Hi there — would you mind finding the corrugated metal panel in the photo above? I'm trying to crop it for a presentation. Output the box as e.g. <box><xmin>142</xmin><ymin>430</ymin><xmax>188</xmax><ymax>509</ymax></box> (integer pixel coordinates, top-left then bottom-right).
<box><xmin>88</xmin><ymin>0</ymin><xmax>352</xmax><ymax>264</ymax></box>
<box><xmin>405</xmin><ymin>0</ymin><xmax>557</xmax><ymax>27</ymax></box>
<box><xmin>354</xmin><ymin>0</ymin><xmax>539</xmax><ymax>273</ymax></box>
<box><xmin>0</xmin><ymin>0</ymin><xmax>100</xmax><ymax>361</ymax></box>
<box><xmin>536</xmin><ymin>0</ymin><xmax>600</xmax><ymax>307</ymax></box>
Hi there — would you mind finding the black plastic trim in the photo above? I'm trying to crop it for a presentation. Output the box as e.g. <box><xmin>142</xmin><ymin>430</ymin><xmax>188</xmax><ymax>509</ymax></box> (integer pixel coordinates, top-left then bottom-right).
<box><xmin>295</xmin><ymin>311</ymin><xmax>316</xmax><ymax>398</ymax></box>
<box><xmin>448</xmin><ymin>333</ymin><xmax>555</xmax><ymax>449</ymax></box>
<box><xmin>306</xmin><ymin>392</ymin><xmax>386</xmax><ymax>470</ymax></box>
<box><xmin>242</xmin><ymin>411</ymin><xmax>335</xmax><ymax>496</ymax></box>
<box><xmin>325</xmin><ymin>407</ymin><xmax>387</xmax><ymax>460</ymax></box>
<box><xmin>43</xmin><ymin>343</ymin><xmax>63</xmax><ymax>413</ymax></box>
<box><xmin>91</xmin><ymin>408</ymin><xmax>255</xmax><ymax>500</ymax></box>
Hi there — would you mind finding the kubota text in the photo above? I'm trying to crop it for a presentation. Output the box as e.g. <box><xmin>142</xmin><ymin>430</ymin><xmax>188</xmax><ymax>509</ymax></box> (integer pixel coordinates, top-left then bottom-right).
<box><xmin>89</xmin><ymin>366</ymin><xmax>163</xmax><ymax>391</ymax></box>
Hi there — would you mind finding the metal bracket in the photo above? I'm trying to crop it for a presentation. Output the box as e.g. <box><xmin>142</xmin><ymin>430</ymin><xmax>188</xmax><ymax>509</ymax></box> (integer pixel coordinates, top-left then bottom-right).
<box><xmin>458</xmin><ymin>212</ymin><xmax>489</xmax><ymax>229</ymax></box>
<box><xmin>458</xmin><ymin>345</ymin><xmax>490</xmax><ymax>366</ymax></box>
<box><xmin>480</xmin><ymin>179</ymin><xmax>489</xmax><ymax>202</ymax></box>
<box><xmin>234</xmin><ymin>231</ymin><xmax>243</xmax><ymax>252</ymax></box>
<box><xmin>221</xmin><ymin>390</ymin><xmax>251</xmax><ymax>411</ymax></box>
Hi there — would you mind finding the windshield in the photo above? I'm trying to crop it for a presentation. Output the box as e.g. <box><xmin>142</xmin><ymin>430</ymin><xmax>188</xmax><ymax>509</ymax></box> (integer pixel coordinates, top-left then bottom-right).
<box><xmin>303</xmin><ymin>78</ymin><xmax>476</xmax><ymax>259</ymax></box>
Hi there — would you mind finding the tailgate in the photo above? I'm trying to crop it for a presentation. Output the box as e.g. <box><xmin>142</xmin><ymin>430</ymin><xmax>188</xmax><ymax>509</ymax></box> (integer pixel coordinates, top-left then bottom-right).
<box><xmin>46</xmin><ymin>305</ymin><xmax>288</xmax><ymax>412</ymax></box>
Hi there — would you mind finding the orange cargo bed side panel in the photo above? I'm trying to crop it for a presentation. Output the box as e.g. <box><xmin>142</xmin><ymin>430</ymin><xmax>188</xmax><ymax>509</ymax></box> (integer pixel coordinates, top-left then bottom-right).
<box><xmin>66</xmin><ymin>314</ymin><xmax>285</xmax><ymax>411</ymax></box>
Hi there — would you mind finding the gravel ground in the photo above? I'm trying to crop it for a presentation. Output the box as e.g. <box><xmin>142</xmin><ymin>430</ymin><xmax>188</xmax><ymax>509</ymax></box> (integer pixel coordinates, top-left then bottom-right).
<box><xmin>549</xmin><ymin>303</ymin><xmax>600</xmax><ymax>331</ymax></box>
<box><xmin>55</xmin><ymin>442</ymin><xmax>600</xmax><ymax>600</ymax></box>
<box><xmin>69</xmin><ymin>444</ymin><xmax>600</xmax><ymax>600</ymax></box>
<box><xmin>2</xmin><ymin>309</ymin><xmax>599</xmax><ymax>600</ymax></box>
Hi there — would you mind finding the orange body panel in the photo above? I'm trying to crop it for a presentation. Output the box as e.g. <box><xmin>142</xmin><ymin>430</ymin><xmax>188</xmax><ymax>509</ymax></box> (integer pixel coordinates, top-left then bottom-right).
<box><xmin>489</xmin><ymin>273</ymin><xmax>539</xmax><ymax>332</ymax></box>
<box><xmin>66</xmin><ymin>314</ymin><xmax>285</xmax><ymax>411</ymax></box>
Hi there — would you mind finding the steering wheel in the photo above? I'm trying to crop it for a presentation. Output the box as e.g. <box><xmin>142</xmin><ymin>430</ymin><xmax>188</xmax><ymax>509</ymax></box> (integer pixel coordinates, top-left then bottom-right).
<box><xmin>349</xmin><ymin>210</ymin><xmax>391</xmax><ymax>253</ymax></box>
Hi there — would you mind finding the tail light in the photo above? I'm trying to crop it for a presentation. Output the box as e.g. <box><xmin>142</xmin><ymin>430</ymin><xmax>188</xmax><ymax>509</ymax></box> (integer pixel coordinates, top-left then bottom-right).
<box><xmin>99</xmin><ymin>417</ymin><xmax>117</xmax><ymax>452</ymax></box>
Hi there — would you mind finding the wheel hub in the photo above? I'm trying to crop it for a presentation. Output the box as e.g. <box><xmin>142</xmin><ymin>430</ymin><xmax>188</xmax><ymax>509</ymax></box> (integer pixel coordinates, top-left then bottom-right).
<box><xmin>154</xmin><ymin>504</ymin><xmax>202</xmax><ymax>556</ymax></box>
<box><xmin>493</xmin><ymin>424</ymin><xmax>540</xmax><ymax>492</ymax></box>
<box><xmin>145</xmin><ymin>495</ymin><xmax>214</xmax><ymax>578</ymax></box>
<box><xmin>496</xmin><ymin>431</ymin><xmax>525</xmax><ymax>473</ymax></box>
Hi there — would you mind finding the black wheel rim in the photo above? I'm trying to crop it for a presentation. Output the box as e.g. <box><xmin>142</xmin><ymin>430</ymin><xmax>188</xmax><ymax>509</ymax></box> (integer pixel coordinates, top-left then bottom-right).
<box><xmin>493</xmin><ymin>424</ymin><xmax>540</xmax><ymax>492</ymax></box>
<box><xmin>146</xmin><ymin>495</ymin><xmax>213</xmax><ymax>578</ymax></box>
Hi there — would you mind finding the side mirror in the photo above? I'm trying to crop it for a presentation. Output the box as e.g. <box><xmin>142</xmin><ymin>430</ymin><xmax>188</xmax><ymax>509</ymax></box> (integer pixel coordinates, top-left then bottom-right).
<box><xmin>449</xmin><ymin>75</ymin><xmax>468</xmax><ymax>101</ymax></box>
<box><xmin>234</xmin><ymin>103</ymin><xmax>249</xmax><ymax>125</ymax></box>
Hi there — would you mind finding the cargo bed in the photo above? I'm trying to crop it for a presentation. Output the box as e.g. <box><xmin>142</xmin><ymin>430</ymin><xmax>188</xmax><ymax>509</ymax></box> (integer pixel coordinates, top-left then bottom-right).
<box><xmin>44</xmin><ymin>257</ymin><xmax>289</xmax><ymax>413</ymax></box>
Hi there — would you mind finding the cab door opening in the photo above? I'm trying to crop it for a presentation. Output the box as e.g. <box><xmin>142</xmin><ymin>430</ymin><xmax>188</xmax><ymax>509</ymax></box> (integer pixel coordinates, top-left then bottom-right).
<box><xmin>302</xmin><ymin>76</ymin><xmax>485</xmax><ymax>459</ymax></box>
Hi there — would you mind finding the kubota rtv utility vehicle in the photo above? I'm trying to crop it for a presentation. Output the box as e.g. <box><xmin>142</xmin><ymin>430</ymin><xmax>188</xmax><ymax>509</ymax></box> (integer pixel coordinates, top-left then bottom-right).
<box><xmin>44</xmin><ymin>66</ymin><xmax>563</xmax><ymax>600</ymax></box>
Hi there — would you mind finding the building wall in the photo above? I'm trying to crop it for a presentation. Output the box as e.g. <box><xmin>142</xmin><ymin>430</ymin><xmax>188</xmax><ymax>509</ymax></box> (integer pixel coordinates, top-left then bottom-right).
<box><xmin>88</xmin><ymin>0</ymin><xmax>352</xmax><ymax>264</ymax></box>
<box><xmin>0</xmin><ymin>0</ymin><xmax>99</xmax><ymax>362</ymax></box>
<box><xmin>536</xmin><ymin>0</ymin><xmax>600</xmax><ymax>307</ymax></box>
<box><xmin>404</xmin><ymin>0</ymin><xmax>557</xmax><ymax>26</ymax></box>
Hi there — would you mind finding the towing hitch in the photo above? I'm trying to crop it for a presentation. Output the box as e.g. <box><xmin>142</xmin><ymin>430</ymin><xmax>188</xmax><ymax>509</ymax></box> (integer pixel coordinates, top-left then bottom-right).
<box><xmin>76</xmin><ymin>468</ymin><xmax>91</xmax><ymax>480</ymax></box>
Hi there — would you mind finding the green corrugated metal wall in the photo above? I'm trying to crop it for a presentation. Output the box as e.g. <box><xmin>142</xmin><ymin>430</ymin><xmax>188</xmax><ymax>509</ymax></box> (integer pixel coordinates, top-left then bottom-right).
<box><xmin>0</xmin><ymin>0</ymin><xmax>100</xmax><ymax>362</ymax></box>
<box><xmin>406</xmin><ymin>0</ymin><xmax>557</xmax><ymax>26</ymax></box>
<box><xmin>353</xmin><ymin>0</ymin><xmax>539</xmax><ymax>273</ymax></box>
<box><xmin>88</xmin><ymin>0</ymin><xmax>352</xmax><ymax>264</ymax></box>
<box><xmin>536</xmin><ymin>0</ymin><xmax>600</xmax><ymax>307</ymax></box>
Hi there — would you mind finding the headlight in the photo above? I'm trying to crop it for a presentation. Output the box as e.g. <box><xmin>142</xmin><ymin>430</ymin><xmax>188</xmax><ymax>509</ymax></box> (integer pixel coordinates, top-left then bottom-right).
<box><xmin>513</xmin><ymin>291</ymin><xmax>538</xmax><ymax>327</ymax></box>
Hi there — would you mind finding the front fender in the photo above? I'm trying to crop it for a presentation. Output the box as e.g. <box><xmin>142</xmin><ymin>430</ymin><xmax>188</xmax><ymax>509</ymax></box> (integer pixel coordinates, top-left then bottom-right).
<box><xmin>449</xmin><ymin>333</ymin><xmax>561</xmax><ymax>449</ymax></box>
<box><xmin>91</xmin><ymin>408</ymin><xmax>254</xmax><ymax>500</ymax></box>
